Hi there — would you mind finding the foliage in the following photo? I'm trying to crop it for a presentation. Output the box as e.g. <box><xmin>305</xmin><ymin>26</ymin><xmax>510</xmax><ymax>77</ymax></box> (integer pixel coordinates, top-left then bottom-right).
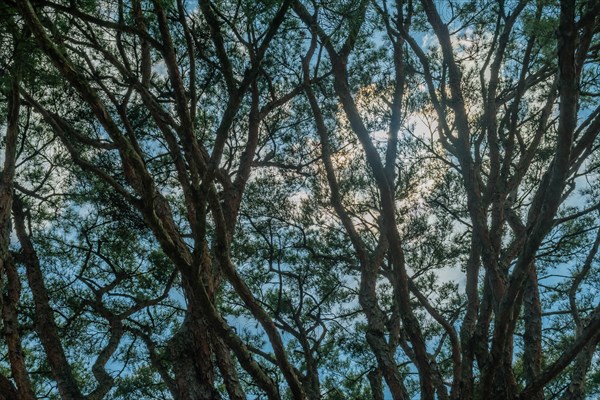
<box><xmin>0</xmin><ymin>0</ymin><xmax>599</xmax><ymax>399</ymax></box>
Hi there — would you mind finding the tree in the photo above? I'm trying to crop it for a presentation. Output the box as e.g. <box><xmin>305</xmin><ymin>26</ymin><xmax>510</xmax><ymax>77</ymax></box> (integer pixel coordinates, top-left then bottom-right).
<box><xmin>0</xmin><ymin>0</ymin><xmax>599</xmax><ymax>399</ymax></box>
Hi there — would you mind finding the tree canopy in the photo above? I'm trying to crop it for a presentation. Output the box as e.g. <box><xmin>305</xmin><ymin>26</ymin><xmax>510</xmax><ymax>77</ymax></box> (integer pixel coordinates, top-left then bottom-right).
<box><xmin>0</xmin><ymin>0</ymin><xmax>599</xmax><ymax>399</ymax></box>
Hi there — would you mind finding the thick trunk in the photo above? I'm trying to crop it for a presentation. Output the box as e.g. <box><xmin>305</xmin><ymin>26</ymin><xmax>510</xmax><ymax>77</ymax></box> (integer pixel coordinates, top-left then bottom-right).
<box><xmin>560</xmin><ymin>339</ymin><xmax>598</xmax><ymax>400</ymax></box>
<box><xmin>0</xmin><ymin>374</ymin><xmax>18</xmax><ymax>400</ymax></box>
<box><xmin>368</xmin><ymin>368</ymin><xmax>384</xmax><ymax>400</ymax></box>
<box><xmin>214</xmin><ymin>337</ymin><xmax>246</xmax><ymax>400</ymax></box>
<box><xmin>13</xmin><ymin>198</ymin><xmax>84</xmax><ymax>400</ymax></box>
<box><xmin>167</xmin><ymin>241</ymin><xmax>223</xmax><ymax>400</ymax></box>
<box><xmin>167</xmin><ymin>316</ymin><xmax>220</xmax><ymax>400</ymax></box>
<box><xmin>458</xmin><ymin>242</ymin><xmax>481</xmax><ymax>400</ymax></box>
<box><xmin>1</xmin><ymin>78</ymin><xmax>35</xmax><ymax>400</ymax></box>
<box><xmin>298</xmin><ymin>338</ymin><xmax>320</xmax><ymax>400</ymax></box>
<box><xmin>486</xmin><ymin>289</ymin><xmax>523</xmax><ymax>400</ymax></box>
<box><xmin>473</xmin><ymin>279</ymin><xmax>493</xmax><ymax>370</ymax></box>
<box><xmin>1</xmin><ymin>257</ymin><xmax>36</xmax><ymax>400</ymax></box>
<box><xmin>360</xmin><ymin>262</ymin><xmax>410</xmax><ymax>400</ymax></box>
<box><xmin>523</xmin><ymin>267</ymin><xmax>544</xmax><ymax>400</ymax></box>
<box><xmin>364</xmin><ymin>328</ymin><xmax>409</xmax><ymax>400</ymax></box>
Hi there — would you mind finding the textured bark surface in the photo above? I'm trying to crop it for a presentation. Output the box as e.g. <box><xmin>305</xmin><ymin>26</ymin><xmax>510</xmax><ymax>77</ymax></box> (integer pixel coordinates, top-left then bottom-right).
<box><xmin>523</xmin><ymin>267</ymin><xmax>544</xmax><ymax>400</ymax></box>
<box><xmin>368</xmin><ymin>368</ymin><xmax>385</xmax><ymax>400</ymax></box>
<box><xmin>0</xmin><ymin>78</ymin><xmax>36</xmax><ymax>400</ymax></box>
<box><xmin>560</xmin><ymin>339</ymin><xmax>599</xmax><ymax>400</ymax></box>
<box><xmin>13</xmin><ymin>197</ymin><xmax>85</xmax><ymax>400</ymax></box>
<box><xmin>166</xmin><ymin>318</ymin><xmax>220</xmax><ymax>400</ymax></box>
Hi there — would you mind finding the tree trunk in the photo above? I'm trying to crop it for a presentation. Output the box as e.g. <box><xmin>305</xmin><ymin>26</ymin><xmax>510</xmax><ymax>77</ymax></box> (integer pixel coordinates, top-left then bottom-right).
<box><xmin>523</xmin><ymin>267</ymin><xmax>544</xmax><ymax>400</ymax></box>
<box><xmin>13</xmin><ymin>198</ymin><xmax>85</xmax><ymax>400</ymax></box>
<box><xmin>560</xmin><ymin>339</ymin><xmax>599</xmax><ymax>400</ymax></box>
<box><xmin>167</xmin><ymin>315</ymin><xmax>221</xmax><ymax>400</ymax></box>
<box><xmin>214</xmin><ymin>337</ymin><xmax>246</xmax><ymax>400</ymax></box>
<box><xmin>368</xmin><ymin>368</ymin><xmax>384</xmax><ymax>400</ymax></box>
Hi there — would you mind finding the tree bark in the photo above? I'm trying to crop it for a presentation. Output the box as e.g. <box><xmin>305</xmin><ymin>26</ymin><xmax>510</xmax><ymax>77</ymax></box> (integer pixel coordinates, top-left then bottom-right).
<box><xmin>560</xmin><ymin>338</ymin><xmax>599</xmax><ymax>400</ymax></box>
<box><xmin>368</xmin><ymin>368</ymin><xmax>385</xmax><ymax>400</ymax></box>
<box><xmin>523</xmin><ymin>266</ymin><xmax>544</xmax><ymax>400</ymax></box>
<box><xmin>167</xmin><ymin>316</ymin><xmax>221</xmax><ymax>400</ymax></box>
<box><xmin>0</xmin><ymin>76</ymin><xmax>36</xmax><ymax>400</ymax></box>
<box><xmin>13</xmin><ymin>197</ymin><xmax>85</xmax><ymax>400</ymax></box>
